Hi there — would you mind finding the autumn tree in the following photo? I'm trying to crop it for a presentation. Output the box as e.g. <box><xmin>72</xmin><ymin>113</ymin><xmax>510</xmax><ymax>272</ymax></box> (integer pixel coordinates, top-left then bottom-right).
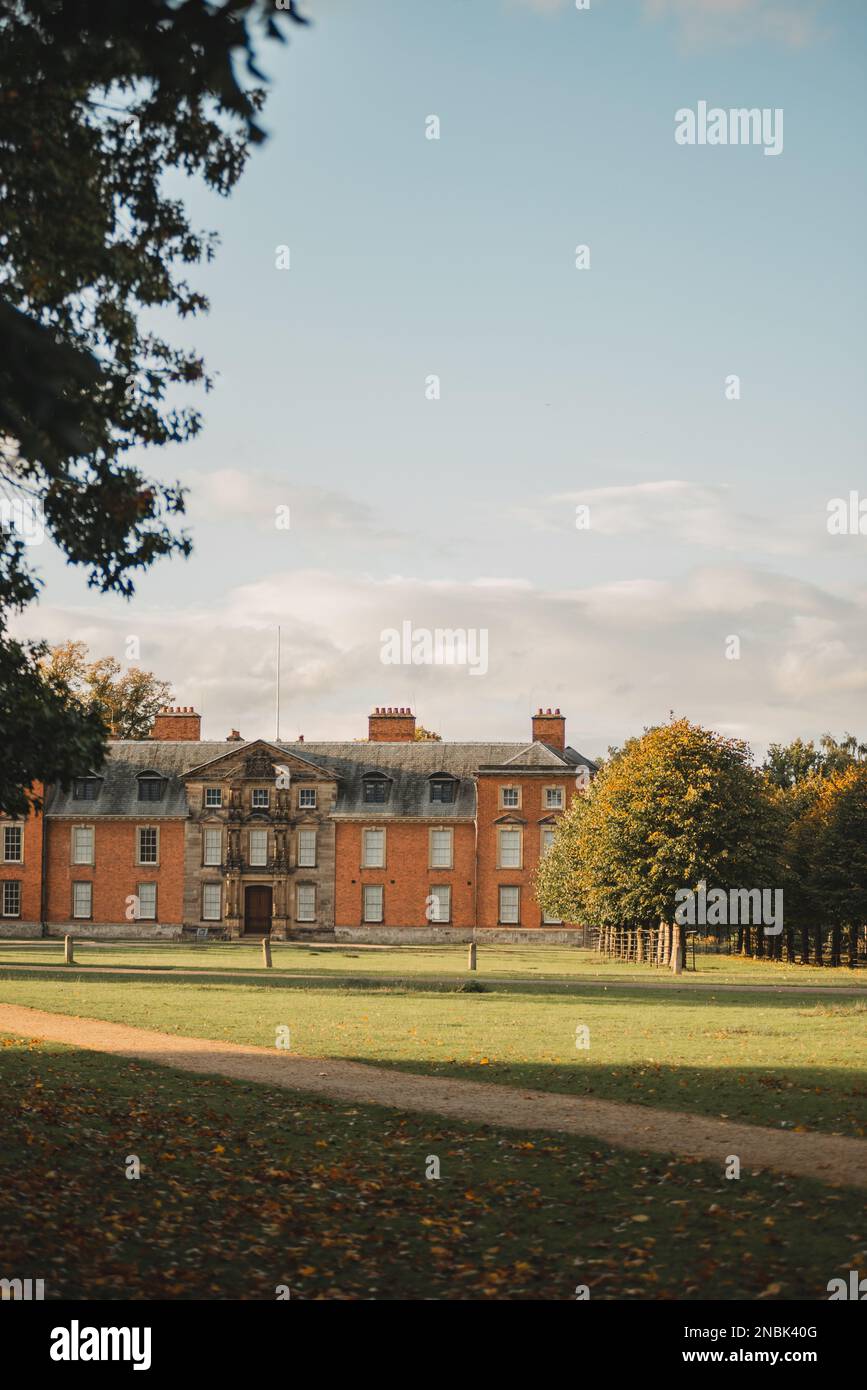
<box><xmin>0</xmin><ymin>0</ymin><xmax>307</xmax><ymax>814</ymax></box>
<box><xmin>537</xmin><ymin>719</ymin><xmax>781</xmax><ymax>973</ymax></box>
<box><xmin>807</xmin><ymin>767</ymin><xmax>867</xmax><ymax>968</ymax></box>
<box><xmin>40</xmin><ymin>641</ymin><xmax>174</xmax><ymax>740</ymax></box>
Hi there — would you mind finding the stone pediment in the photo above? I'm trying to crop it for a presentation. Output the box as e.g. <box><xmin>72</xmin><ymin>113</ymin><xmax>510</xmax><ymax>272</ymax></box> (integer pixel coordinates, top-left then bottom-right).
<box><xmin>182</xmin><ymin>740</ymin><xmax>336</xmax><ymax>784</ymax></box>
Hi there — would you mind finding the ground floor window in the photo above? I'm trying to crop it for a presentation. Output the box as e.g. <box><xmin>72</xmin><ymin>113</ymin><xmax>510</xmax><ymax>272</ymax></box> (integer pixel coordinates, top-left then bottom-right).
<box><xmin>202</xmin><ymin>883</ymin><xmax>222</xmax><ymax>921</ymax></box>
<box><xmin>498</xmin><ymin>885</ymin><xmax>520</xmax><ymax>924</ymax></box>
<box><xmin>2</xmin><ymin>880</ymin><xmax>21</xmax><ymax>917</ymax></box>
<box><xmin>73</xmin><ymin>881</ymin><xmax>92</xmax><ymax>919</ymax></box>
<box><xmin>427</xmin><ymin>885</ymin><xmax>451</xmax><ymax>924</ymax></box>
<box><xmin>137</xmin><ymin>882</ymin><xmax>157</xmax><ymax>921</ymax></box>
<box><xmin>296</xmin><ymin>883</ymin><xmax>316</xmax><ymax>922</ymax></box>
<box><xmin>363</xmin><ymin>884</ymin><xmax>383</xmax><ymax>923</ymax></box>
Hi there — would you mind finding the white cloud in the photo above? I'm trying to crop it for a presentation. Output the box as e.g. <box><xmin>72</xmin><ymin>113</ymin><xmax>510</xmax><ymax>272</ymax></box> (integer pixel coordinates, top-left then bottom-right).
<box><xmin>15</xmin><ymin>562</ymin><xmax>867</xmax><ymax>758</ymax></box>
<box><xmin>515</xmin><ymin>479</ymin><xmax>812</xmax><ymax>555</ymax></box>
<box><xmin>642</xmin><ymin>0</ymin><xmax>824</xmax><ymax>49</ymax></box>
<box><xmin>183</xmin><ymin>467</ymin><xmax>405</xmax><ymax>542</ymax></box>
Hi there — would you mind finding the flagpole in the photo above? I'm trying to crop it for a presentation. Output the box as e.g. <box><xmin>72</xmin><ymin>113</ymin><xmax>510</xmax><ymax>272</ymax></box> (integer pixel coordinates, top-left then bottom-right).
<box><xmin>276</xmin><ymin>626</ymin><xmax>281</xmax><ymax>741</ymax></box>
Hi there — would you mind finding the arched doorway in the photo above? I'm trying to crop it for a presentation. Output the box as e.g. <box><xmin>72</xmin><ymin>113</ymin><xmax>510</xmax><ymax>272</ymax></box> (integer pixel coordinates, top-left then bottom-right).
<box><xmin>244</xmin><ymin>885</ymin><xmax>273</xmax><ymax>935</ymax></box>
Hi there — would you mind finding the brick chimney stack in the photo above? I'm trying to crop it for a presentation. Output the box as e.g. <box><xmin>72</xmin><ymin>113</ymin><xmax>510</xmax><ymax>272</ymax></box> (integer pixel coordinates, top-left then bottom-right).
<box><xmin>149</xmin><ymin>706</ymin><xmax>201</xmax><ymax>741</ymax></box>
<box><xmin>226</xmin><ymin>729</ymin><xmax>243</xmax><ymax>742</ymax></box>
<box><xmin>532</xmin><ymin>707</ymin><xmax>566</xmax><ymax>752</ymax></box>
<box><xmin>368</xmin><ymin>706</ymin><xmax>416</xmax><ymax>742</ymax></box>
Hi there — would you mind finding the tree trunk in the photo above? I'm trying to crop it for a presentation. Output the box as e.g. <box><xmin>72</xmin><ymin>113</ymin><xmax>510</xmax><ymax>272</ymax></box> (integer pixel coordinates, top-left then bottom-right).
<box><xmin>742</xmin><ymin>922</ymin><xmax>753</xmax><ymax>957</ymax></box>
<box><xmin>849</xmin><ymin>923</ymin><xmax>859</xmax><ymax>970</ymax></box>
<box><xmin>814</xmin><ymin>923</ymin><xmax>824</xmax><ymax>967</ymax></box>
<box><xmin>801</xmin><ymin>923</ymin><xmax>811</xmax><ymax>965</ymax></box>
<box><xmin>636</xmin><ymin>928</ymin><xmax>644</xmax><ymax>964</ymax></box>
<box><xmin>755</xmin><ymin>924</ymin><xmax>765</xmax><ymax>959</ymax></box>
<box><xmin>830</xmin><ymin>925</ymin><xmax>841</xmax><ymax>969</ymax></box>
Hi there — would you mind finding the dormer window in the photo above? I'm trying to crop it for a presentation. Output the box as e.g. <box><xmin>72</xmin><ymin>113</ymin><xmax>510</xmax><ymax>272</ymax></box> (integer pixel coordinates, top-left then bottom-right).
<box><xmin>137</xmin><ymin>772</ymin><xmax>165</xmax><ymax>803</ymax></box>
<box><xmin>362</xmin><ymin>773</ymin><xmax>390</xmax><ymax>804</ymax></box>
<box><xmin>429</xmin><ymin>777</ymin><xmax>456</xmax><ymax>804</ymax></box>
<box><xmin>73</xmin><ymin>777</ymin><xmax>101</xmax><ymax>802</ymax></box>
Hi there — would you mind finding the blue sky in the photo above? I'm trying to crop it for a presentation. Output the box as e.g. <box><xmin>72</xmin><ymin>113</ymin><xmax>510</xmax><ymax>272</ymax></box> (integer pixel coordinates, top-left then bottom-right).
<box><xmin>18</xmin><ymin>0</ymin><xmax>867</xmax><ymax>755</ymax></box>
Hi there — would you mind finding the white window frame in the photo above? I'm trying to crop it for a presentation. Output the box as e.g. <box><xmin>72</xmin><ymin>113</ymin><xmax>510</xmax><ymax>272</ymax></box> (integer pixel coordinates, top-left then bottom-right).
<box><xmin>499</xmin><ymin>885</ymin><xmax>520</xmax><ymax>925</ymax></box>
<box><xmin>429</xmin><ymin>827</ymin><xmax>453</xmax><ymax>869</ymax></box>
<box><xmin>500</xmin><ymin>786</ymin><xmax>521</xmax><ymax>809</ymax></box>
<box><xmin>540</xmin><ymin>826</ymin><xmax>556</xmax><ymax>857</ymax></box>
<box><xmin>362</xmin><ymin>827</ymin><xmax>385</xmax><ymax>869</ymax></box>
<box><xmin>297</xmin><ymin>829</ymin><xmax>317</xmax><ymax>868</ymax></box>
<box><xmin>497</xmin><ymin>827</ymin><xmax>522</xmax><ymax>869</ymax></box>
<box><xmin>544</xmin><ymin>786</ymin><xmax>564</xmax><ymax>810</ymax></box>
<box><xmin>2</xmin><ymin>880</ymin><xmax>21</xmax><ymax>917</ymax></box>
<box><xmin>72</xmin><ymin>825</ymin><xmax>94</xmax><ymax>866</ymax></box>
<box><xmin>363</xmin><ymin>884</ymin><xmax>384</xmax><ymax>923</ymax></box>
<box><xmin>298</xmin><ymin>788</ymin><xmax>317</xmax><ymax>810</ymax></box>
<box><xmin>204</xmin><ymin>787</ymin><xmax>222</xmax><ymax>808</ymax></box>
<box><xmin>73</xmin><ymin>881</ymin><xmax>93</xmax><ymax>920</ymax></box>
<box><xmin>2</xmin><ymin>824</ymin><xmax>23</xmax><ymax>863</ymax></box>
<box><xmin>137</xmin><ymin>826</ymin><xmax>159</xmax><ymax>866</ymax></box>
<box><xmin>428</xmin><ymin>884</ymin><xmax>451</xmax><ymax>924</ymax></box>
<box><xmin>202</xmin><ymin>882</ymin><xmax>222</xmax><ymax>922</ymax></box>
<box><xmin>203</xmin><ymin>826</ymin><xmax>222</xmax><ymax>867</ymax></box>
<box><xmin>251</xmin><ymin>788</ymin><xmax>270</xmax><ymax>809</ymax></box>
<box><xmin>296</xmin><ymin>883</ymin><xmax>316</xmax><ymax>923</ymax></box>
<box><xmin>248</xmin><ymin>828</ymin><xmax>269</xmax><ymax>867</ymax></box>
<box><xmin>137</xmin><ymin>882</ymin><xmax>157</xmax><ymax>921</ymax></box>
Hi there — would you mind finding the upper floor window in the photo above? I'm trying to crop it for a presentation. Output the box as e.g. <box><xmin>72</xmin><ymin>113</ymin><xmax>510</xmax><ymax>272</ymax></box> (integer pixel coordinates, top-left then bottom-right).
<box><xmin>249</xmin><ymin>829</ymin><xmax>269</xmax><ymax>867</ymax></box>
<box><xmin>429</xmin><ymin>778</ymin><xmax>456</xmax><ymax>804</ymax></box>
<box><xmin>545</xmin><ymin>787</ymin><xmax>564</xmax><ymax>810</ymax></box>
<box><xmin>137</xmin><ymin>773</ymin><xmax>165</xmax><ymax>803</ymax></box>
<box><xmin>252</xmin><ymin>788</ymin><xmax>270</xmax><ymax>809</ymax></box>
<box><xmin>204</xmin><ymin>787</ymin><xmax>222</xmax><ymax>808</ymax></box>
<box><xmin>429</xmin><ymin>828</ymin><xmax>453</xmax><ymax>869</ymax></box>
<box><xmin>297</xmin><ymin>829</ymin><xmax>317</xmax><ymax>868</ymax></box>
<box><xmin>363</xmin><ymin>828</ymin><xmax>385</xmax><ymax>868</ymax></box>
<box><xmin>72</xmin><ymin>826</ymin><xmax>94</xmax><ymax>865</ymax></box>
<box><xmin>298</xmin><ymin>788</ymin><xmax>317</xmax><ymax>809</ymax></box>
<box><xmin>362</xmin><ymin>774</ymin><xmax>390</xmax><ymax>804</ymax></box>
<box><xmin>2</xmin><ymin>825</ymin><xmax>22</xmax><ymax>863</ymax></box>
<box><xmin>203</xmin><ymin>827</ymin><xmax>222</xmax><ymax>867</ymax></box>
<box><xmin>73</xmin><ymin>778</ymin><xmax>100</xmax><ymax>801</ymax></box>
<box><xmin>498</xmin><ymin>828</ymin><xmax>522</xmax><ymax>869</ymax></box>
<box><xmin>137</xmin><ymin>827</ymin><xmax>158</xmax><ymax>864</ymax></box>
<box><xmin>500</xmin><ymin>787</ymin><xmax>520</xmax><ymax>809</ymax></box>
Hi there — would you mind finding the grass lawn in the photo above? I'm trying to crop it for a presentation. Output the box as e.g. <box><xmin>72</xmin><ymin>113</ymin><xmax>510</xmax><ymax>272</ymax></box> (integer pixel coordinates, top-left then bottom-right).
<box><xmin>1</xmin><ymin>968</ymin><xmax>864</xmax><ymax>1137</ymax></box>
<box><xmin>0</xmin><ymin>1035</ymin><xmax>863</xmax><ymax>1301</ymax></box>
<box><xmin>0</xmin><ymin>939</ymin><xmax>862</xmax><ymax>988</ymax></box>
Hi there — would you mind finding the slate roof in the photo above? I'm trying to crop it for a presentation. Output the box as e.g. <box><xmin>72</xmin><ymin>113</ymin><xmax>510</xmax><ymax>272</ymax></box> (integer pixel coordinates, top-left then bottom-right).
<box><xmin>44</xmin><ymin>738</ymin><xmax>598</xmax><ymax>820</ymax></box>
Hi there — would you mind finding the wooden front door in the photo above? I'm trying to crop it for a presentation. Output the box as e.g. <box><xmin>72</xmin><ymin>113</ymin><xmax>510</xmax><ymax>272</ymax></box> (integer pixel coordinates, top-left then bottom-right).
<box><xmin>244</xmin><ymin>885</ymin><xmax>273</xmax><ymax>935</ymax></box>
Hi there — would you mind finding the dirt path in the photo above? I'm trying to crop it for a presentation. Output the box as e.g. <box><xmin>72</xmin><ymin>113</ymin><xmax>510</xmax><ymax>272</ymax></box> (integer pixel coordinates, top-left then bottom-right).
<box><xmin>0</xmin><ymin>959</ymin><xmax>865</xmax><ymax>996</ymax></box>
<box><xmin>1</xmin><ymin>1002</ymin><xmax>864</xmax><ymax>1190</ymax></box>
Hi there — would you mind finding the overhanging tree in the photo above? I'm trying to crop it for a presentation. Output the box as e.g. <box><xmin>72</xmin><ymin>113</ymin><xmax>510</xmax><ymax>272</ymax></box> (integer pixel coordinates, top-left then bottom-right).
<box><xmin>0</xmin><ymin>0</ymin><xmax>308</xmax><ymax>814</ymax></box>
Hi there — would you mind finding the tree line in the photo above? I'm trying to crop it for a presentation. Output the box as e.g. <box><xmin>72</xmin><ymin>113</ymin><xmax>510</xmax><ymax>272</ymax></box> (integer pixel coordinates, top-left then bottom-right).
<box><xmin>536</xmin><ymin>718</ymin><xmax>867</xmax><ymax>970</ymax></box>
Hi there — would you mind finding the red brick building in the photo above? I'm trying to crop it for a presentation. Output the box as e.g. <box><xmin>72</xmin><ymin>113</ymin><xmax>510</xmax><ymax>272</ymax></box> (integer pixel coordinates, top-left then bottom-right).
<box><xmin>0</xmin><ymin>705</ymin><xmax>595</xmax><ymax>941</ymax></box>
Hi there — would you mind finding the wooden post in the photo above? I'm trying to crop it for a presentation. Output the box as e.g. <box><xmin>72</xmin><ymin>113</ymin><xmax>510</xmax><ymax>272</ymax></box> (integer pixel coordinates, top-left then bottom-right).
<box><xmin>262</xmin><ymin>936</ymin><xmax>272</xmax><ymax>968</ymax></box>
<box><xmin>468</xmin><ymin>942</ymin><xmax>477</xmax><ymax>971</ymax></box>
<box><xmin>636</xmin><ymin>929</ymin><xmax>644</xmax><ymax>964</ymax></box>
<box><xmin>670</xmin><ymin>922</ymin><xmax>683</xmax><ymax>974</ymax></box>
<box><xmin>64</xmin><ymin>935</ymin><xmax>74</xmax><ymax>965</ymax></box>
